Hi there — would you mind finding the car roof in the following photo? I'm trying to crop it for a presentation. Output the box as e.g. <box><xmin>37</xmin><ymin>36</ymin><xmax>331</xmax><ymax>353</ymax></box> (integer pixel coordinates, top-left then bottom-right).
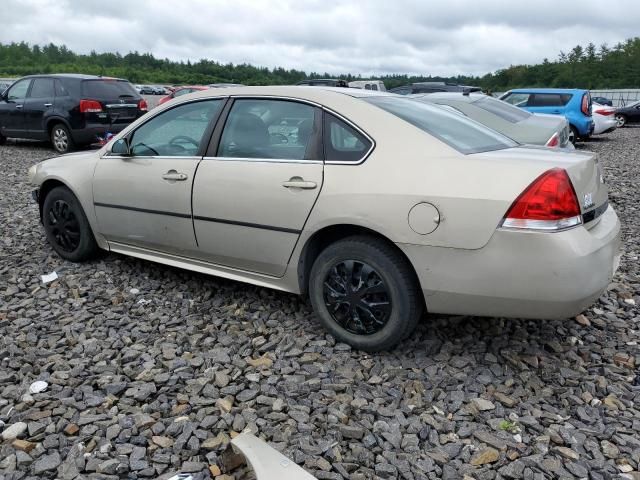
<box><xmin>21</xmin><ymin>74</ymin><xmax>127</xmax><ymax>81</ymax></box>
<box><xmin>506</xmin><ymin>88</ymin><xmax>587</xmax><ymax>94</ymax></box>
<box><xmin>184</xmin><ymin>85</ymin><xmax>395</xmax><ymax>102</ymax></box>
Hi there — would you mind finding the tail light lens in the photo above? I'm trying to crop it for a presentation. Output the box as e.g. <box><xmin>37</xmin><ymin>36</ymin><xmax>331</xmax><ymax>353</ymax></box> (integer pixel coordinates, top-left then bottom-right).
<box><xmin>79</xmin><ymin>99</ymin><xmax>103</xmax><ymax>113</ymax></box>
<box><xmin>595</xmin><ymin>108</ymin><xmax>614</xmax><ymax>116</ymax></box>
<box><xmin>545</xmin><ymin>133</ymin><xmax>560</xmax><ymax>148</ymax></box>
<box><xmin>138</xmin><ymin>99</ymin><xmax>148</xmax><ymax>111</ymax></box>
<box><xmin>501</xmin><ymin>168</ymin><xmax>582</xmax><ymax>231</ymax></box>
<box><xmin>581</xmin><ymin>94</ymin><xmax>591</xmax><ymax>116</ymax></box>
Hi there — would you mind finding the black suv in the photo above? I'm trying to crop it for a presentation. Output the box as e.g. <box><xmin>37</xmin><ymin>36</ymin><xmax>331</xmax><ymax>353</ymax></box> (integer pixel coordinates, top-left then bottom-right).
<box><xmin>0</xmin><ymin>74</ymin><xmax>148</xmax><ymax>153</ymax></box>
<box><xmin>389</xmin><ymin>82</ymin><xmax>482</xmax><ymax>95</ymax></box>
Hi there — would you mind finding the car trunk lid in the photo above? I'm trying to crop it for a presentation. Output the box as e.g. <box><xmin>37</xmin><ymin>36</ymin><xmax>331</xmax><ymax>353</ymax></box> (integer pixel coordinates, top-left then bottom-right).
<box><xmin>81</xmin><ymin>79</ymin><xmax>143</xmax><ymax>124</ymax></box>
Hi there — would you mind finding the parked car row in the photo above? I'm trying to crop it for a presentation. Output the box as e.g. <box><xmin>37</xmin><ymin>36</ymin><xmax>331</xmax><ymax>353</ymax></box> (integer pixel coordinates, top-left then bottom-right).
<box><xmin>135</xmin><ymin>84</ymin><xmax>169</xmax><ymax>95</ymax></box>
<box><xmin>26</xmin><ymin>85</ymin><xmax>621</xmax><ymax>351</ymax></box>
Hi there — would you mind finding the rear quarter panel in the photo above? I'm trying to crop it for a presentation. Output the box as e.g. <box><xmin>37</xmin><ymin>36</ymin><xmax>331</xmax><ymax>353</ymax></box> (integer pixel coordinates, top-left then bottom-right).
<box><xmin>302</xmin><ymin>100</ymin><xmax>564</xmax><ymax>250</ymax></box>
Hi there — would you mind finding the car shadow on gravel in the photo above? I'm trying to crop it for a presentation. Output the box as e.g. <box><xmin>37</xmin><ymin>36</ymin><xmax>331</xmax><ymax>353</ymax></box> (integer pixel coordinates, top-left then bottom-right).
<box><xmin>104</xmin><ymin>249</ymin><xmax>585</xmax><ymax>371</ymax></box>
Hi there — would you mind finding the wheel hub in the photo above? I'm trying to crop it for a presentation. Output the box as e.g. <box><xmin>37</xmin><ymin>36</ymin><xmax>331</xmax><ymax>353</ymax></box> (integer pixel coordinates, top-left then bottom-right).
<box><xmin>46</xmin><ymin>200</ymin><xmax>80</xmax><ymax>252</ymax></box>
<box><xmin>323</xmin><ymin>260</ymin><xmax>391</xmax><ymax>335</ymax></box>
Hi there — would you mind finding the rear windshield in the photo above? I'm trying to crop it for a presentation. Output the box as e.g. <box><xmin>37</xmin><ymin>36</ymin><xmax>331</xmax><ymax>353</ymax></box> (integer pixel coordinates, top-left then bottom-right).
<box><xmin>472</xmin><ymin>96</ymin><xmax>531</xmax><ymax>123</ymax></box>
<box><xmin>364</xmin><ymin>96</ymin><xmax>517</xmax><ymax>154</ymax></box>
<box><xmin>82</xmin><ymin>79</ymin><xmax>138</xmax><ymax>98</ymax></box>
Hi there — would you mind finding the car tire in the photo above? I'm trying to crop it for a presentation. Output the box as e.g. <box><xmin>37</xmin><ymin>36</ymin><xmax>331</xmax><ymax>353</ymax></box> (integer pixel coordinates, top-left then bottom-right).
<box><xmin>0</xmin><ymin>131</ymin><xmax>6</xmax><ymax>145</ymax></box>
<box><xmin>309</xmin><ymin>235</ymin><xmax>423</xmax><ymax>352</ymax></box>
<box><xmin>42</xmin><ymin>186</ymin><xmax>99</xmax><ymax>262</ymax></box>
<box><xmin>568</xmin><ymin>125</ymin><xmax>579</xmax><ymax>145</ymax></box>
<box><xmin>50</xmin><ymin>123</ymin><xmax>75</xmax><ymax>154</ymax></box>
<box><xmin>615</xmin><ymin>114</ymin><xmax>627</xmax><ymax>128</ymax></box>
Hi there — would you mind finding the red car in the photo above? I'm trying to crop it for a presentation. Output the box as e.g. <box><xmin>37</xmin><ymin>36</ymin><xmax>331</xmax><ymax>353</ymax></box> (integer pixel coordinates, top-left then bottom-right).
<box><xmin>158</xmin><ymin>86</ymin><xmax>208</xmax><ymax>105</ymax></box>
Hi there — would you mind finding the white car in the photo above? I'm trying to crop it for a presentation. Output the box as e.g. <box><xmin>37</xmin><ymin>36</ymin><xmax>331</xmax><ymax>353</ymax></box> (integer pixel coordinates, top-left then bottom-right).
<box><xmin>592</xmin><ymin>103</ymin><xmax>617</xmax><ymax>135</ymax></box>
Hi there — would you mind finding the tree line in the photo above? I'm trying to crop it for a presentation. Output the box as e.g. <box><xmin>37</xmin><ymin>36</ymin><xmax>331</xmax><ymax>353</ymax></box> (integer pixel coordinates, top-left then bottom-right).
<box><xmin>0</xmin><ymin>38</ymin><xmax>638</xmax><ymax>90</ymax></box>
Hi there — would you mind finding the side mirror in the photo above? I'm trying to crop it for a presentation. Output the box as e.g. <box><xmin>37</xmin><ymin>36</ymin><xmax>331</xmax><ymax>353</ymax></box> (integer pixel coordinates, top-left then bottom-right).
<box><xmin>110</xmin><ymin>138</ymin><xmax>131</xmax><ymax>156</ymax></box>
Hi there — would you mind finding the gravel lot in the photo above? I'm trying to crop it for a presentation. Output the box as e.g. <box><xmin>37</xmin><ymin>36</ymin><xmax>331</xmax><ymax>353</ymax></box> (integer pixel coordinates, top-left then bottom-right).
<box><xmin>1</xmin><ymin>129</ymin><xmax>639</xmax><ymax>480</ymax></box>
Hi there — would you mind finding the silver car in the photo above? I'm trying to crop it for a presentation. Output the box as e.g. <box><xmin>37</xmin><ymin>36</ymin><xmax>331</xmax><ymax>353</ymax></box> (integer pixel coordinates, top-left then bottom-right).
<box><xmin>412</xmin><ymin>92</ymin><xmax>572</xmax><ymax>149</ymax></box>
<box><xmin>29</xmin><ymin>86</ymin><xmax>621</xmax><ymax>351</ymax></box>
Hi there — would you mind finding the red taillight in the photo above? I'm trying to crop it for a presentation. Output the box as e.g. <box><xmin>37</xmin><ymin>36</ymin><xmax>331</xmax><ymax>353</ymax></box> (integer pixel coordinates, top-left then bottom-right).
<box><xmin>79</xmin><ymin>99</ymin><xmax>103</xmax><ymax>113</ymax></box>
<box><xmin>595</xmin><ymin>109</ymin><xmax>614</xmax><ymax>116</ymax></box>
<box><xmin>581</xmin><ymin>94</ymin><xmax>590</xmax><ymax>116</ymax></box>
<box><xmin>501</xmin><ymin>168</ymin><xmax>582</xmax><ymax>231</ymax></box>
<box><xmin>546</xmin><ymin>133</ymin><xmax>560</xmax><ymax>148</ymax></box>
<box><xmin>138</xmin><ymin>99</ymin><xmax>148</xmax><ymax>111</ymax></box>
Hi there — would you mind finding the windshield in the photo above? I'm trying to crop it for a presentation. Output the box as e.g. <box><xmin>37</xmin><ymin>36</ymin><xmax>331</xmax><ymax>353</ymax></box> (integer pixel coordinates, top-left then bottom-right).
<box><xmin>472</xmin><ymin>96</ymin><xmax>531</xmax><ymax>123</ymax></box>
<box><xmin>82</xmin><ymin>79</ymin><xmax>138</xmax><ymax>98</ymax></box>
<box><xmin>364</xmin><ymin>96</ymin><xmax>518</xmax><ymax>154</ymax></box>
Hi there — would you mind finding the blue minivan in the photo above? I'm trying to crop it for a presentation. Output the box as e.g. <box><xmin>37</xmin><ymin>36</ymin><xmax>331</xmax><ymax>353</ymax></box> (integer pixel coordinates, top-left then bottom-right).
<box><xmin>499</xmin><ymin>88</ymin><xmax>594</xmax><ymax>144</ymax></box>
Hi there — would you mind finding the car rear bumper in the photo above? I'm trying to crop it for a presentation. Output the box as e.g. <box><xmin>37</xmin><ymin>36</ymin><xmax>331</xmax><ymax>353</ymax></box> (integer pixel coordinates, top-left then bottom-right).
<box><xmin>398</xmin><ymin>205</ymin><xmax>621</xmax><ymax>319</ymax></box>
<box><xmin>71</xmin><ymin>123</ymin><xmax>129</xmax><ymax>145</ymax></box>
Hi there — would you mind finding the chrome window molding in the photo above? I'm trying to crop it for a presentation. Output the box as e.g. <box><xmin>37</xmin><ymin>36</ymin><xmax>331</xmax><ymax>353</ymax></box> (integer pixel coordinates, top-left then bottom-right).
<box><xmin>202</xmin><ymin>157</ymin><xmax>323</xmax><ymax>164</ymax></box>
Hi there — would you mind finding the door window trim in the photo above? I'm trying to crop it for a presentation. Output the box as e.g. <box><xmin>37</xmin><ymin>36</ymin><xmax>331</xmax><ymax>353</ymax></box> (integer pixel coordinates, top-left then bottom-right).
<box><xmin>203</xmin><ymin>95</ymin><xmax>375</xmax><ymax>165</ymax></box>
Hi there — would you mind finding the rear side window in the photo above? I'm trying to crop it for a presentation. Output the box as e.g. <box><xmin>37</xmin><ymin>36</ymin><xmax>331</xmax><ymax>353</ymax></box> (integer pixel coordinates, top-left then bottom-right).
<box><xmin>527</xmin><ymin>94</ymin><xmax>572</xmax><ymax>107</ymax></box>
<box><xmin>473</xmin><ymin>96</ymin><xmax>531</xmax><ymax>123</ymax></box>
<box><xmin>324</xmin><ymin>113</ymin><xmax>372</xmax><ymax>162</ymax></box>
<box><xmin>82</xmin><ymin>80</ymin><xmax>138</xmax><ymax>98</ymax></box>
<box><xmin>364</xmin><ymin>96</ymin><xmax>517</xmax><ymax>154</ymax></box>
<box><xmin>218</xmin><ymin>99</ymin><xmax>319</xmax><ymax>160</ymax></box>
<box><xmin>29</xmin><ymin>78</ymin><xmax>55</xmax><ymax>98</ymax></box>
<box><xmin>54</xmin><ymin>80</ymin><xmax>69</xmax><ymax>97</ymax></box>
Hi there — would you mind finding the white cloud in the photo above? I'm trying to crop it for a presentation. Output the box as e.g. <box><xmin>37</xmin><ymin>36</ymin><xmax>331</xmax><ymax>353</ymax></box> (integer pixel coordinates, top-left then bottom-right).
<box><xmin>1</xmin><ymin>0</ymin><xmax>638</xmax><ymax>76</ymax></box>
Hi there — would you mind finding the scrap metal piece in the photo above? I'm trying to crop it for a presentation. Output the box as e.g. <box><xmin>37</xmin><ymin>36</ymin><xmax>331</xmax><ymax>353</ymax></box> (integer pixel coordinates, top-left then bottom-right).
<box><xmin>230</xmin><ymin>432</ymin><xmax>317</xmax><ymax>479</ymax></box>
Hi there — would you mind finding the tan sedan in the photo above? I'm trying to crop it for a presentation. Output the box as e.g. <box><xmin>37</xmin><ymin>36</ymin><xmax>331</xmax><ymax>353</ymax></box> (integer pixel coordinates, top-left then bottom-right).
<box><xmin>29</xmin><ymin>86</ymin><xmax>621</xmax><ymax>351</ymax></box>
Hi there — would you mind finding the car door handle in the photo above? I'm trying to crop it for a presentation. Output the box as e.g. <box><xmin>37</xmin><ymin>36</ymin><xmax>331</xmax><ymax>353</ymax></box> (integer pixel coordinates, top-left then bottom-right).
<box><xmin>44</xmin><ymin>103</ymin><xmax>52</xmax><ymax>107</ymax></box>
<box><xmin>551</xmin><ymin>110</ymin><xmax>562</xmax><ymax>114</ymax></box>
<box><xmin>15</xmin><ymin>105</ymin><xmax>23</xmax><ymax>109</ymax></box>
<box><xmin>282</xmin><ymin>177</ymin><xmax>317</xmax><ymax>189</ymax></box>
<box><xmin>162</xmin><ymin>170</ymin><xmax>188</xmax><ymax>181</ymax></box>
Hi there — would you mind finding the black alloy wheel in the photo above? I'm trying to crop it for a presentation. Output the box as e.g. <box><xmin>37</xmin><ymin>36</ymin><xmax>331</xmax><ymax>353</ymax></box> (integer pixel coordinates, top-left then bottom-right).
<box><xmin>45</xmin><ymin>199</ymin><xmax>80</xmax><ymax>252</ymax></box>
<box><xmin>41</xmin><ymin>186</ymin><xmax>99</xmax><ymax>262</ymax></box>
<box><xmin>309</xmin><ymin>235</ymin><xmax>422</xmax><ymax>352</ymax></box>
<box><xmin>323</xmin><ymin>260</ymin><xmax>391</xmax><ymax>335</ymax></box>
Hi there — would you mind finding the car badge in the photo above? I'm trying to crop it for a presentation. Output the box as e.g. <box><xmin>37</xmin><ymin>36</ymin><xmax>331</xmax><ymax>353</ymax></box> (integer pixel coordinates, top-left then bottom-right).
<box><xmin>120</xmin><ymin>99</ymin><xmax>125</xmax><ymax>104</ymax></box>
<box><xmin>584</xmin><ymin>192</ymin><xmax>595</xmax><ymax>209</ymax></box>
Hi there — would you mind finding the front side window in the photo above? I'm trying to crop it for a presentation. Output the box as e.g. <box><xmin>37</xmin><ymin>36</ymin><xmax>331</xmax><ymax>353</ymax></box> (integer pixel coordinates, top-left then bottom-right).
<box><xmin>129</xmin><ymin>99</ymin><xmax>223</xmax><ymax>157</ymax></box>
<box><xmin>324</xmin><ymin>112</ymin><xmax>372</xmax><ymax>162</ymax></box>
<box><xmin>364</xmin><ymin>96</ymin><xmax>517</xmax><ymax>154</ymax></box>
<box><xmin>501</xmin><ymin>92</ymin><xmax>530</xmax><ymax>107</ymax></box>
<box><xmin>7</xmin><ymin>79</ymin><xmax>32</xmax><ymax>101</ymax></box>
<box><xmin>473</xmin><ymin>96</ymin><xmax>531</xmax><ymax>123</ymax></box>
<box><xmin>218</xmin><ymin>99</ymin><xmax>318</xmax><ymax>160</ymax></box>
<box><xmin>29</xmin><ymin>78</ymin><xmax>55</xmax><ymax>99</ymax></box>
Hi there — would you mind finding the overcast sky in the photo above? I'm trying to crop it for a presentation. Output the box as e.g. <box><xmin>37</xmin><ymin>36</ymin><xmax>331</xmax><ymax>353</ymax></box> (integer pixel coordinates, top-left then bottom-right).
<box><xmin>2</xmin><ymin>0</ymin><xmax>639</xmax><ymax>77</ymax></box>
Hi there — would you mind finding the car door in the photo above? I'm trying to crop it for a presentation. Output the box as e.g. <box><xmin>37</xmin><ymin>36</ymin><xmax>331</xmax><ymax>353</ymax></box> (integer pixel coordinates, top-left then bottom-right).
<box><xmin>192</xmin><ymin>98</ymin><xmax>324</xmax><ymax>276</ymax></box>
<box><xmin>23</xmin><ymin>77</ymin><xmax>55</xmax><ymax>140</ymax></box>
<box><xmin>0</xmin><ymin>78</ymin><xmax>32</xmax><ymax>138</ymax></box>
<box><xmin>93</xmin><ymin>98</ymin><xmax>225</xmax><ymax>256</ymax></box>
